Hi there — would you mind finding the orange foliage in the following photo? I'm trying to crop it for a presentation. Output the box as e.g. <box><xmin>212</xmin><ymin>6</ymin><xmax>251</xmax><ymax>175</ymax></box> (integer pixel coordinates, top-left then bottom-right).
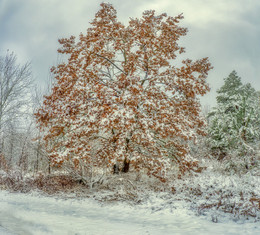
<box><xmin>0</xmin><ymin>154</ymin><xmax>8</xmax><ymax>172</ymax></box>
<box><xmin>35</xmin><ymin>3</ymin><xmax>212</xmax><ymax>181</ymax></box>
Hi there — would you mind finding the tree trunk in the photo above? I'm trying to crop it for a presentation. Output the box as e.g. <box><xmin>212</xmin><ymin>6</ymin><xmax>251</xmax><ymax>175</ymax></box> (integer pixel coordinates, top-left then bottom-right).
<box><xmin>113</xmin><ymin>163</ymin><xmax>120</xmax><ymax>174</ymax></box>
<box><xmin>121</xmin><ymin>158</ymin><xmax>130</xmax><ymax>173</ymax></box>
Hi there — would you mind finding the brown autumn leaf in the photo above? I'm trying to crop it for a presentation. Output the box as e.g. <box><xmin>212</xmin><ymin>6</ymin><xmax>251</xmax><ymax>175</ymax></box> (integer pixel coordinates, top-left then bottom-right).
<box><xmin>35</xmin><ymin>3</ymin><xmax>212</xmax><ymax>181</ymax></box>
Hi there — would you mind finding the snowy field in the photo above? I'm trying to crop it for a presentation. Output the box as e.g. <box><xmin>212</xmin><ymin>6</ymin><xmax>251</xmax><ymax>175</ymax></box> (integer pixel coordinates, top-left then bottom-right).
<box><xmin>0</xmin><ymin>190</ymin><xmax>259</xmax><ymax>235</ymax></box>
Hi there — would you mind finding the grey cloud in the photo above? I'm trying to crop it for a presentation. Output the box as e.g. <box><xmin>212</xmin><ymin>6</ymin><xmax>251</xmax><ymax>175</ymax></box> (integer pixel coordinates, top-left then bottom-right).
<box><xmin>184</xmin><ymin>19</ymin><xmax>260</xmax><ymax>106</ymax></box>
<box><xmin>1</xmin><ymin>0</ymin><xmax>260</xmax><ymax>106</ymax></box>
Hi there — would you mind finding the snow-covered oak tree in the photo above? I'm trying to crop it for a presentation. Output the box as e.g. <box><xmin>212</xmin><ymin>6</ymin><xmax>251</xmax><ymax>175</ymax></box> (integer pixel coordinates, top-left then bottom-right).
<box><xmin>208</xmin><ymin>71</ymin><xmax>260</xmax><ymax>157</ymax></box>
<box><xmin>35</xmin><ymin>3</ymin><xmax>212</xmax><ymax>181</ymax></box>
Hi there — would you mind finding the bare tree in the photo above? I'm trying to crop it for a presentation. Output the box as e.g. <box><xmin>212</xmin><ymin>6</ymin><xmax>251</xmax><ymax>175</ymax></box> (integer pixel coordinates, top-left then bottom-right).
<box><xmin>31</xmin><ymin>86</ymin><xmax>52</xmax><ymax>174</ymax></box>
<box><xmin>0</xmin><ymin>51</ymin><xmax>32</xmax><ymax>156</ymax></box>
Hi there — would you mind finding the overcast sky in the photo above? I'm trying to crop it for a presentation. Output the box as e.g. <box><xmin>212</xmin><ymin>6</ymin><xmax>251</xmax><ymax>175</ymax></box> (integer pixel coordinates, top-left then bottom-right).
<box><xmin>1</xmin><ymin>0</ymin><xmax>260</xmax><ymax>107</ymax></box>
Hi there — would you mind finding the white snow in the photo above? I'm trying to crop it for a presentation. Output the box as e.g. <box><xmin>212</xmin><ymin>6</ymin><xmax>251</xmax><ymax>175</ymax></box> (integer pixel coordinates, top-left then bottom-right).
<box><xmin>0</xmin><ymin>190</ymin><xmax>259</xmax><ymax>235</ymax></box>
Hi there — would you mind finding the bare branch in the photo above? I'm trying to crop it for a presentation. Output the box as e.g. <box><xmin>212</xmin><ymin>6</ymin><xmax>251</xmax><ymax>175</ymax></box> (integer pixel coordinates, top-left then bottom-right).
<box><xmin>95</xmin><ymin>53</ymin><xmax>127</xmax><ymax>75</ymax></box>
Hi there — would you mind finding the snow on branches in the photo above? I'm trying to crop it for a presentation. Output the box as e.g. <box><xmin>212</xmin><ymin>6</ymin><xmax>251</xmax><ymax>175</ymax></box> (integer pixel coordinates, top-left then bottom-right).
<box><xmin>35</xmin><ymin>3</ymin><xmax>212</xmax><ymax>181</ymax></box>
<box><xmin>208</xmin><ymin>71</ymin><xmax>260</xmax><ymax>157</ymax></box>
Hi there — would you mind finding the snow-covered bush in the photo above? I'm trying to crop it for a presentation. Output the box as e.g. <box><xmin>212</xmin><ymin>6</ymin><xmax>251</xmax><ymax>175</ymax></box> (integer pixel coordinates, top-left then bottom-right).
<box><xmin>171</xmin><ymin>159</ymin><xmax>260</xmax><ymax>222</ymax></box>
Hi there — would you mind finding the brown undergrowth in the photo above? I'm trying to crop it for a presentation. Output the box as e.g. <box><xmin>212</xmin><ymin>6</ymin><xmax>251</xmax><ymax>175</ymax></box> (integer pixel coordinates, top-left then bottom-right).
<box><xmin>0</xmin><ymin>171</ymin><xmax>80</xmax><ymax>194</ymax></box>
<box><xmin>0</xmin><ymin>159</ymin><xmax>259</xmax><ymax>222</ymax></box>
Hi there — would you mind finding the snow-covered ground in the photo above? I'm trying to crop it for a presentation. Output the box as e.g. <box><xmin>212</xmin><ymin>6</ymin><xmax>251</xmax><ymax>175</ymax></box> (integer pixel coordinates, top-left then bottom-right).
<box><xmin>0</xmin><ymin>190</ymin><xmax>259</xmax><ymax>235</ymax></box>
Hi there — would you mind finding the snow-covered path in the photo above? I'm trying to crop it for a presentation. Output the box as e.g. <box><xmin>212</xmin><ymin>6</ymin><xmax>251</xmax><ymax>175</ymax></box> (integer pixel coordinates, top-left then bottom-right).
<box><xmin>0</xmin><ymin>190</ymin><xmax>259</xmax><ymax>235</ymax></box>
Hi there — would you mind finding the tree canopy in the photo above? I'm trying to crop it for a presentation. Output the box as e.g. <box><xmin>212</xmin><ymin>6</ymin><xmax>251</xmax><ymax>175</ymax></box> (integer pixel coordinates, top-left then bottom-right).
<box><xmin>208</xmin><ymin>71</ymin><xmax>260</xmax><ymax>157</ymax></box>
<box><xmin>35</xmin><ymin>3</ymin><xmax>212</xmax><ymax>181</ymax></box>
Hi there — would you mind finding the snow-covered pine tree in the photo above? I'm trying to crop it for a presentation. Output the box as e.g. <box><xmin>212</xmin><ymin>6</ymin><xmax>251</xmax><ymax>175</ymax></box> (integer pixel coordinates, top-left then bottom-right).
<box><xmin>208</xmin><ymin>71</ymin><xmax>260</xmax><ymax>158</ymax></box>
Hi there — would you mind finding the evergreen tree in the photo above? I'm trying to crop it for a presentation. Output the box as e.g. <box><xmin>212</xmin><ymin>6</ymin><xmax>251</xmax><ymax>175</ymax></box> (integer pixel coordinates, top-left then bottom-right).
<box><xmin>208</xmin><ymin>71</ymin><xmax>260</xmax><ymax>157</ymax></box>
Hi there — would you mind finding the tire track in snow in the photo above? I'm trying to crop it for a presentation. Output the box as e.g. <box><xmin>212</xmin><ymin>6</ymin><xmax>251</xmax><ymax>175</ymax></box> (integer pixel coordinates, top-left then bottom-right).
<box><xmin>0</xmin><ymin>190</ymin><xmax>259</xmax><ymax>235</ymax></box>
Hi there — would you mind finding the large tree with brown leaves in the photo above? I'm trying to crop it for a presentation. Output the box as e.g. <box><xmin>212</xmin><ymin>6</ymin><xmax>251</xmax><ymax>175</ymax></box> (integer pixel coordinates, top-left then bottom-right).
<box><xmin>35</xmin><ymin>3</ymin><xmax>212</xmax><ymax>182</ymax></box>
